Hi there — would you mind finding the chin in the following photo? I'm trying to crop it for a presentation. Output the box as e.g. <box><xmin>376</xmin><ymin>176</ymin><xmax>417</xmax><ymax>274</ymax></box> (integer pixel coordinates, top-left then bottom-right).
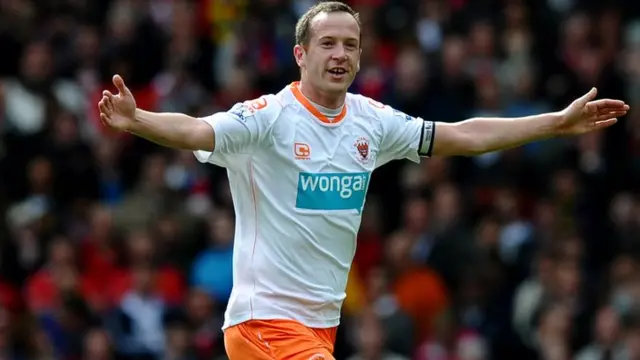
<box><xmin>324</xmin><ymin>80</ymin><xmax>351</xmax><ymax>93</ymax></box>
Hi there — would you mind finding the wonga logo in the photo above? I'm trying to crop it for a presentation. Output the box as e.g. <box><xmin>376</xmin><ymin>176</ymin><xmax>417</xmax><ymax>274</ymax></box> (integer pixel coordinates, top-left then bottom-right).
<box><xmin>295</xmin><ymin>172</ymin><xmax>370</xmax><ymax>213</ymax></box>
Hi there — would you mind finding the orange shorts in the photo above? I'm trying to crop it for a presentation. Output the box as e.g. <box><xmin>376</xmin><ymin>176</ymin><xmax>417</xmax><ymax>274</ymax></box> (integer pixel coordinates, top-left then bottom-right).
<box><xmin>224</xmin><ymin>319</ymin><xmax>337</xmax><ymax>360</ymax></box>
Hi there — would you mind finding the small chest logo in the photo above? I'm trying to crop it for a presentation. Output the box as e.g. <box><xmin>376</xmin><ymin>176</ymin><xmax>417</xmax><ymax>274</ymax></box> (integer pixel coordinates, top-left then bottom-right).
<box><xmin>354</xmin><ymin>136</ymin><xmax>371</xmax><ymax>164</ymax></box>
<box><xmin>294</xmin><ymin>142</ymin><xmax>311</xmax><ymax>160</ymax></box>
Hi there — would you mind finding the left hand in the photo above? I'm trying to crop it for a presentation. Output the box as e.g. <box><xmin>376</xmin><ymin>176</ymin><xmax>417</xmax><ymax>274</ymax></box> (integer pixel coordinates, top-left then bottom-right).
<box><xmin>556</xmin><ymin>88</ymin><xmax>629</xmax><ymax>136</ymax></box>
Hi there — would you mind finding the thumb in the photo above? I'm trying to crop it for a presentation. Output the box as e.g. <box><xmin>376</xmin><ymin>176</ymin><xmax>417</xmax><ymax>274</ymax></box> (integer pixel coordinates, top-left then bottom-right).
<box><xmin>577</xmin><ymin>87</ymin><xmax>597</xmax><ymax>105</ymax></box>
<box><xmin>112</xmin><ymin>74</ymin><xmax>131</xmax><ymax>96</ymax></box>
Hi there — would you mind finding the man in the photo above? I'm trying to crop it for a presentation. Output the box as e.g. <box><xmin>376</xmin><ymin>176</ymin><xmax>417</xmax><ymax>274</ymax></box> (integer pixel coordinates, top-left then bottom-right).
<box><xmin>97</xmin><ymin>2</ymin><xmax>629</xmax><ymax>359</ymax></box>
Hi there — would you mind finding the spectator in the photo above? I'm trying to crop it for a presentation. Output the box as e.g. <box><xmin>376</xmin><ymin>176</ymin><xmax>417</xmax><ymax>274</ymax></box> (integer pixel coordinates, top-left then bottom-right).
<box><xmin>190</xmin><ymin>209</ymin><xmax>234</xmax><ymax>304</ymax></box>
<box><xmin>184</xmin><ymin>288</ymin><xmax>224</xmax><ymax>359</ymax></box>
<box><xmin>163</xmin><ymin>318</ymin><xmax>197</xmax><ymax>360</ymax></box>
<box><xmin>109</xmin><ymin>263</ymin><xmax>167</xmax><ymax>359</ymax></box>
<box><xmin>346</xmin><ymin>308</ymin><xmax>409</xmax><ymax>360</ymax></box>
<box><xmin>385</xmin><ymin>231</ymin><xmax>449</xmax><ymax>342</ymax></box>
<box><xmin>24</xmin><ymin>236</ymin><xmax>78</xmax><ymax>314</ymax></box>
<box><xmin>575</xmin><ymin>306</ymin><xmax>623</xmax><ymax>360</ymax></box>
<box><xmin>364</xmin><ymin>265</ymin><xmax>415</xmax><ymax>356</ymax></box>
<box><xmin>82</xmin><ymin>327</ymin><xmax>114</xmax><ymax>360</ymax></box>
<box><xmin>0</xmin><ymin>307</ymin><xmax>8</xmax><ymax>358</ymax></box>
<box><xmin>38</xmin><ymin>292</ymin><xmax>95</xmax><ymax>359</ymax></box>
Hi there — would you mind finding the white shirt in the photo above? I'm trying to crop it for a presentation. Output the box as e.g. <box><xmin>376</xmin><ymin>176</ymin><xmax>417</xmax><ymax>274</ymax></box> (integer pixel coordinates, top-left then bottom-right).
<box><xmin>119</xmin><ymin>292</ymin><xmax>165</xmax><ymax>354</ymax></box>
<box><xmin>194</xmin><ymin>82</ymin><xmax>434</xmax><ymax>329</ymax></box>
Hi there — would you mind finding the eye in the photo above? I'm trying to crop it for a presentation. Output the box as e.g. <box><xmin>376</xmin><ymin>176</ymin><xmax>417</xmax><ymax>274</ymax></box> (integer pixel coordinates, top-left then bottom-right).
<box><xmin>321</xmin><ymin>41</ymin><xmax>333</xmax><ymax>47</ymax></box>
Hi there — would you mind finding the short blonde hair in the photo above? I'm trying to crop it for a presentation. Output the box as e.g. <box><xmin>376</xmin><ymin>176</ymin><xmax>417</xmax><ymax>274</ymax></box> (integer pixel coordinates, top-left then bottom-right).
<box><xmin>294</xmin><ymin>1</ymin><xmax>361</xmax><ymax>47</ymax></box>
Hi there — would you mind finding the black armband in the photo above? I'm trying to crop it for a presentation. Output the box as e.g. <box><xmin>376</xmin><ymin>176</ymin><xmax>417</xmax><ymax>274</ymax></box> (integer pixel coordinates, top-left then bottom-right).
<box><xmin>418</xmin><ymin>120</ymin><xmax>435</xmax><ymax>157</ymax></box>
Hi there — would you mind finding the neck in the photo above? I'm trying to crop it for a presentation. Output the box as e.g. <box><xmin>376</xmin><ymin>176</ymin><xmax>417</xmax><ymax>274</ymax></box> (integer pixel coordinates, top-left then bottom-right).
<box><xmin>362</xmin><ymin>352</ymin><xmax>380</xmax><ymax>360</ymax></box>
<box><xmin>298</xmin><ymin>80</ymin><xmax>345</xmax><ymax>109</ymax></box>
<box><xmin>165</xmin><ymin>349</ymin><xmax>183</xmax><ymax>360</ymax></box>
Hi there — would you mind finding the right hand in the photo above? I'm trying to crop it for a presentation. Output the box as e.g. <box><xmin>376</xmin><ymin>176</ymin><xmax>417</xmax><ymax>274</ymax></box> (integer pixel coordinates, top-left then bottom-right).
<box><xmin>98</xmin><ymin>74</ymin><xmax>137</xmax><ymax>132</ymax></box>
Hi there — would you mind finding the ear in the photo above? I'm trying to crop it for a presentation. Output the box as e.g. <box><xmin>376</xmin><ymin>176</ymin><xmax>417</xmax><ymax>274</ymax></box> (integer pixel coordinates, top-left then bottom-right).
<box><xmin>356</xmin><ymin>48</ymin><xmax>362</xmax><ymax>72</ymax></box>
<box><xmin>293</xmin><ymin>44</ymin><xmax>306</xmax><ymax>68</ymax></box>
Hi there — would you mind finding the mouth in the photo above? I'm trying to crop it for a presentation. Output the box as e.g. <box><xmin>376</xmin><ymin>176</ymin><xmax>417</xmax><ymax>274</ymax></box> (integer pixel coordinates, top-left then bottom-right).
<box><xmin>327</xmin><ymin>67</ymin><xmax>348</xmax><ymax>79</ymax></box>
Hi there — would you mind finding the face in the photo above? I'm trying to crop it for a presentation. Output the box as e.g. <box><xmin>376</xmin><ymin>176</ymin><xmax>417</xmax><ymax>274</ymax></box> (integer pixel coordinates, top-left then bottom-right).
<box><xmin>49</xmin><ymin>237</ymin><xmax>74</xmax><ymax>265</ymax></box>
<box><xmin>357</xmin><ymin>310</ymin><xmax>384</xmax><ymax>354</ymax></box>
<box><xmin>90</xmin><ymin>206</ymin><xmax>112</xmax><ymax>240</ymax></box>
<box><xmin>84</xmin><ymin>329</ymin><xmax>111</xmax><ymax>359</ymax></box>
<box><xmin>209</xmin><ymin>212</ymin><xmax>234</xmax><ymax>246</ymax></box>
<box><xmin>555</xmin><ymin>260</ymin><xmax>581</xmax><ymax>297</ymax></box>
<box><xmin>187</xmin><ymin>289</ymin><xmax>212</xmax><ymax>321</ymax></box>
<box><xmin>540</xmin><ymin>305</ymin><xmax>571</xmax><ymax>337</ymax></box>
<box><xmin>133</xmin><ymin>266</ymin><xmax>154</xmax><ymax>293</ymax></box>
<box><xmin>294</xmin><ymin>11</ymin><xmax>361</xmax><ymax>95</ymax></box>
<box><xmin>625</xmin><ymin>328</ymin><xmax>640</xmax><ymax>359</ymax></box>
<box><xmin>366</xmin><ymin>266</ymin><xmax>388</xmax><ymax>300</ymax></box>
<box><xmin>403</xmin><ymin>198</ymin><xmax>429</xmax><ymax>233</ymax></box>
<box><xmin>386</xmin><ymin>232</ymin><xmax>413</xmax><ymax>268</ymax></box>
<box><xmin>432</xmin><ymin>184</ymin><xmax>460</xmax><ymax>224</ymax></box>
<box><xmin>167</xmin><ymin>325</ymin><xmax>190</xmax><ymax>352</ymax></box>
<box><xmin>128</xmin><ymin>231</ymin><xmax>154</xmax><ymax>261</ymax></box>
<box><xmin>595</xmin><ymin>307</ymin><xmax>619</xmax><ymax>345</ymax></box>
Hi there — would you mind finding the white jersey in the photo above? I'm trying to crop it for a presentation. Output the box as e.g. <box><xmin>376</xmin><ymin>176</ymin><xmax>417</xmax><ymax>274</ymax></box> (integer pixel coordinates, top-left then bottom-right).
<box><xmin>194</xmin><ymin>82</ymin><xmax>435</xmax><ymax>329</ymax></box>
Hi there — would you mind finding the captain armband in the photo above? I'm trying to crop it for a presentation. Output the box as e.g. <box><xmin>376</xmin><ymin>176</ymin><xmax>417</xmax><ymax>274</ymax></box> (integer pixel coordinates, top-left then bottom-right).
<box><xmin>418</xmin><ymin>120</ymin><xmax>435</xmax><ymax>157</ymax></box>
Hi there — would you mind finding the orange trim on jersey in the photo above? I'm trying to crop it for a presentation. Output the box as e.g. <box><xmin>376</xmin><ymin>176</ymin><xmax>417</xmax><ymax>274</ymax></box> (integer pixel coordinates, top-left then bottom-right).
<box><xmin>289</xmin><ymin>82</ymin><xmax>347</xmax><ymax>124</ymax></box>
<box><xmin>248</xmin><ymin>160</ymin><xmax>259</xmax><ymax>318</ymax></box>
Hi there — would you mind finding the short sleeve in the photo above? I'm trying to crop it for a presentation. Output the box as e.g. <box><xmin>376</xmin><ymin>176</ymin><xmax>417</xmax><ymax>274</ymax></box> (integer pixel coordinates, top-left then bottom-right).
<box><xmin>376</xmin><ymin>105</ymin><xmax>435</xmax><ymax>167</ymax></box>
<box><xmin>194</xmin><ymin>96</ymin><xmax>278</xmax><ymax>168</ymax></box>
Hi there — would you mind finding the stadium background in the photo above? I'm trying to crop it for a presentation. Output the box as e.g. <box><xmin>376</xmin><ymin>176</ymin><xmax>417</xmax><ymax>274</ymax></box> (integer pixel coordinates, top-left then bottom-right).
<box><xmin>1</xmin><ymin>0</ymin><xmax>640</xmax><ymax>359</ymax></box>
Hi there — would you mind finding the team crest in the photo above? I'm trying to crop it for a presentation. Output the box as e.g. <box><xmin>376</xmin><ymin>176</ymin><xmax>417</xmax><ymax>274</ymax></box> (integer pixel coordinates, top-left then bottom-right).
<box><xmin>354</xmin><ymin>136</ymin><xmax>371</xmax><ymax>164</ymax></box>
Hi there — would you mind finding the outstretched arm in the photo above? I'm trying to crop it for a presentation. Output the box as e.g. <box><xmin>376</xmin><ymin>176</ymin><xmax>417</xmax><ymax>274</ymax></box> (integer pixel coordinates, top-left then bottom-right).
<box><xmin>129</xmin><ymin>109</ymin><xmax>214</xmax><ymax>151</ymax></box>
<box><xmin>431</xmin><ymin>88</ymin><xmax>629</xmax><ymax>157</ymax></box>
<box><xmin>99</xmin><ymin>75</ymin><xmax>214</xmax><ymax>151</ymax></box>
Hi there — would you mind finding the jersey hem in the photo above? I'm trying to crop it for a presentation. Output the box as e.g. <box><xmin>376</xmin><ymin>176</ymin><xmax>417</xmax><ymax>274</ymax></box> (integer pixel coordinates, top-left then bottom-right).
<box><xmin>222</xmin><ymin>312</ymin><xmax>341</xmax><ymax>330</ymax></box>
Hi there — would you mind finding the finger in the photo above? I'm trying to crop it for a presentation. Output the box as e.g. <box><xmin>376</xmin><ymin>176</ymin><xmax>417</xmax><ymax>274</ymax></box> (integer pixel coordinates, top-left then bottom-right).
<box><xmin>596</xmin><ymin>107</ymin><xmax>629</xmax><ymax>114</ymax></box>
<box><xmin>105</xmin><ymin>96</ymin><xmax>114</xmax><ymax>113</ymax></box>
<box><xmin>596</xmin><ymin>105</ymin><xmax>630</xmax><ymax>114</ymax></box>
<box><xmin>578</xmin><ymin>87</ymin><xmax>598</xmax><ymax>105</ymax></box>
<box><xmin>112</xmin><ymin>74</ymin><xmax>130</xmax><ymax>95</ymax></box>
<box><xmin>596</xmin><ymin>111</ymin><xmax>627</xmax><ymax>121</ymax></box>
<box><xmin>100</xmin><ymin>113</ymin><xmax>110</xmax><ymax>127</ymax></box>
<box><xmin>593</xmin><ymin>118</ymin><xmax>617</xmax><ymax>129</ymax></box>
<box><xmin>102</xmin><ymin>95</ymin><xmax>116</xmax><ymax>113</ymax></box>
<box><xmin>100</xmin><ymin>113</ymin><xmax>114</xmax><ymax>129</ymax></box>
<box><xmin>98</xmin><ymin>98</ymin><xmax>110</xmax><ymax>114</ymax></box>
<box><xmin>102</xmin><ymin>90</ymin><xmax>116</xmax><ymax>102</ymax></box>
<box><xmin>589</xmin><ymin>99</ymin><xmax>627</xmax><ymax>109</ymax></box>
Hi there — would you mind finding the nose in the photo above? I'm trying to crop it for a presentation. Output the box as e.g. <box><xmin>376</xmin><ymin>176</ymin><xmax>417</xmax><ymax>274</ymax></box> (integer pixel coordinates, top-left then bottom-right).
<box><xmin>332</xmin><ymin>44</ymin><xmax>349</xmax><ymax>61</ymax></box>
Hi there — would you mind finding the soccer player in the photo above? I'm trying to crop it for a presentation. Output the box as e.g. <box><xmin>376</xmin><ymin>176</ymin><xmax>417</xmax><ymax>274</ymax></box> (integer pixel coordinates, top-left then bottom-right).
<box><xmin>97</xmin><ymin>2</ymin><xmax>629</xmax><ymax>359</ymax></box>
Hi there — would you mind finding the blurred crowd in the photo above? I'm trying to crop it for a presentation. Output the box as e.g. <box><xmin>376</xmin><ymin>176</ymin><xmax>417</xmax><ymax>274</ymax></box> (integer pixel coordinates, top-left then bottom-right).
<box><xmin>1</xmin><ymin>0</ymin><xmax>640</xmax><ymax>359</ymax></box>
